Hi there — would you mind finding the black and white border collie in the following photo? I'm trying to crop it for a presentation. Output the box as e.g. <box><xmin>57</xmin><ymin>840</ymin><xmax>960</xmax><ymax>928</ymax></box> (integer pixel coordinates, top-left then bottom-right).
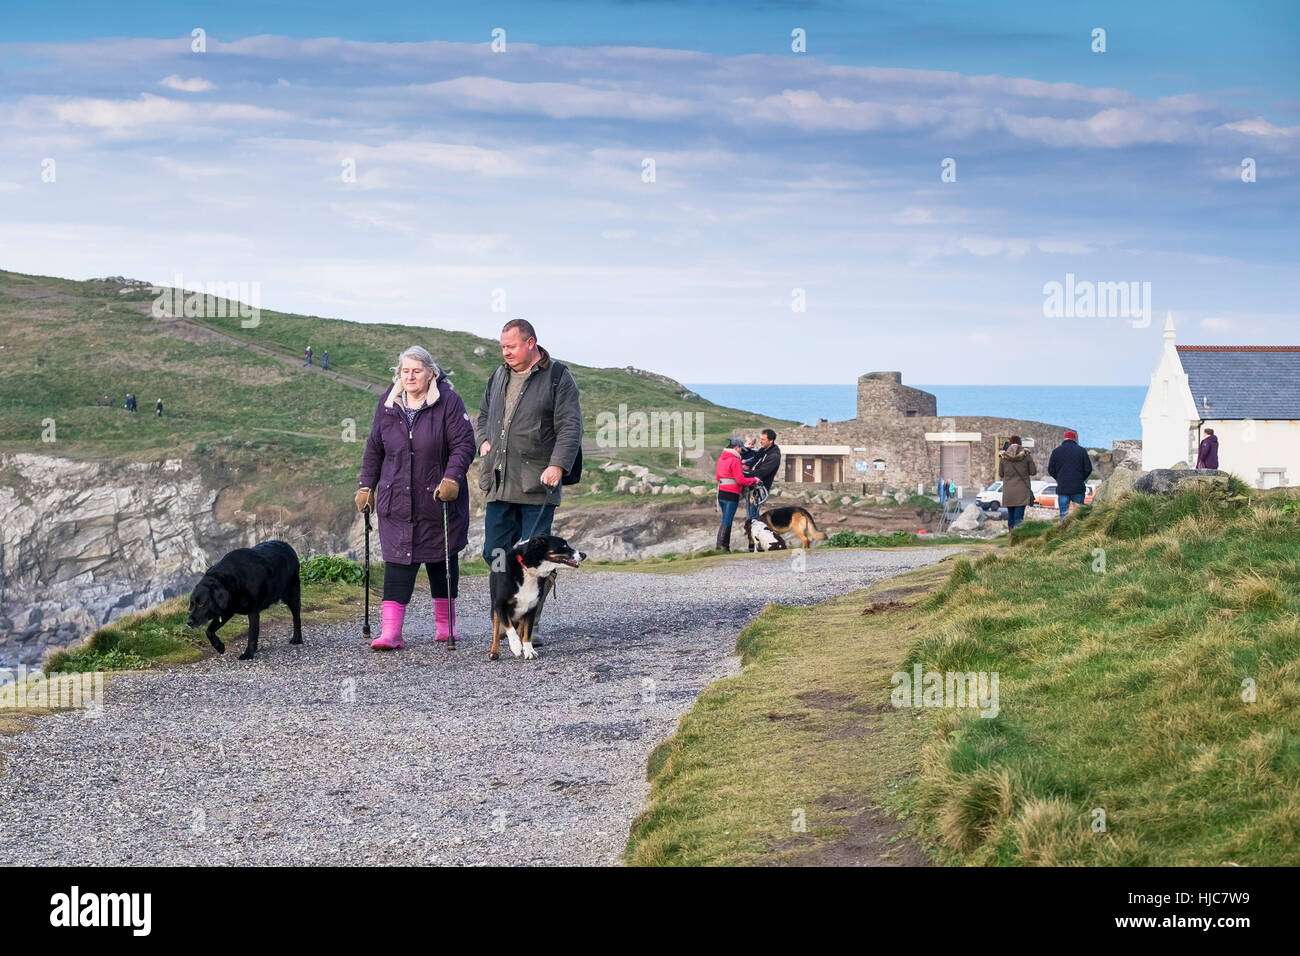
<box><xmin>743</xmin><ymin>518</ymin><xmax>787</xmax><ymax>552</ymax></box>
<box><xmin>490</xmin><ymin>535</ymin><xmax>586</xmax><ymax>661</ymax></box>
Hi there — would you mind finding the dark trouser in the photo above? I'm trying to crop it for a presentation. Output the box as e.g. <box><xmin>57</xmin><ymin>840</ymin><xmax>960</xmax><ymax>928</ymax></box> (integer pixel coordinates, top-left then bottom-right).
<box><xmin>1007</xmin><ymin>505</ymin><xmax>1026</xmax><ymax>529</ymax></box>
<box><xmin>717</xmin><ymin>491</ymin><xmax>740</xmax><ymax>550</ymax></box>
<box><xmin>482</xmin><ymin>501</ymin><xmax>556</xmax><ymax>567</ymax></box>
<box><xmin>484</xmin><ymin>500</ymin><xmax>558</xmax><ymax>631</ymax></box>
<box><xmin>1057</xmin><ymin>492</ymin><xmax>1085</xmax><ymax>518</ymax></box>
<box><xmin>382</xmin><ymin>557</ymin><xmax>459</xmax><ymax>603</ymax></box>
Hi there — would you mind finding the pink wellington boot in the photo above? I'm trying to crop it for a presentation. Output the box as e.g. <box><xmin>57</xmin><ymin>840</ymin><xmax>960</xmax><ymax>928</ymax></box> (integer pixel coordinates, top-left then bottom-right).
<box><xmin>434</xmin><ymin>598</ymin><xmax>459</xmax><ymax>643</ymax></box>
<box><xmin>371</xmin><ymin>600</ymin><xmax>406</xmax><ymax>650</ymax></box>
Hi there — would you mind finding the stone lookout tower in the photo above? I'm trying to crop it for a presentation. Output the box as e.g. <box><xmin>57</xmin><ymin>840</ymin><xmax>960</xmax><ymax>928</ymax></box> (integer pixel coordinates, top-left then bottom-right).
<box><xmin>856</xmin><ymin>371</ymin><xmax>938</xmax><ymax>420</ymax></box>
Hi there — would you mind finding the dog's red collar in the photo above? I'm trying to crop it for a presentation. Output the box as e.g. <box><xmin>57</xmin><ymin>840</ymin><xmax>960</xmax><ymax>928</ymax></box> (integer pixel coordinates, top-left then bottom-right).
<box><xmin>516</xmin><ymin>554</ymin><xmax>525</xmax><ymax>568</ymax></box>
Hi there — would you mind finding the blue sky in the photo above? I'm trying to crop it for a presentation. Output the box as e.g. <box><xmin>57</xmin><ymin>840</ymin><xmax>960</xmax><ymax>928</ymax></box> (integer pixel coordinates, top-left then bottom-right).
<box><xmin>1</xmin><ymin>1</ymin><xmax>1297</xmax><ymax>384</ymax></box>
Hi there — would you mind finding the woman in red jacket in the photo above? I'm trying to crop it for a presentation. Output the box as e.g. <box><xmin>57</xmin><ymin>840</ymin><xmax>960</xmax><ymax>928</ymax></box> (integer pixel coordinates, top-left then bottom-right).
<box><xmin>356</xmin><ymin>346</ymin><xmax>477</xmax><ymax>650</ymax></box>
<box><xmin>715</xmin><ymin>438</ymin><xmax>758</xmax><ymax>551</ymax></box>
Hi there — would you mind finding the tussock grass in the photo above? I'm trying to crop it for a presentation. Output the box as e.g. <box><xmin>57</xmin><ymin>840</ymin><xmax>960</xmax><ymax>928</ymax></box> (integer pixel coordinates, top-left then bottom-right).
<box><xmin>907</xmin><ymin>483</ymin><xmax>1300</xmax><ymax>865</ymax></box>
<box><xmin>626</xmin><ymin>483</ymin><xmax>1300</xmax><ymax>866</ymax></box>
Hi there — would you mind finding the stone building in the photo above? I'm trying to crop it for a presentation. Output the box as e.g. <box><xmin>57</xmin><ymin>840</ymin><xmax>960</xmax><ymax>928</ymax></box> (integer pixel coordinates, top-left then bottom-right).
<box><xmin>752</xmin><ymin>371</ymin><xmax>1073</xmax><ymax>494</ymax></box>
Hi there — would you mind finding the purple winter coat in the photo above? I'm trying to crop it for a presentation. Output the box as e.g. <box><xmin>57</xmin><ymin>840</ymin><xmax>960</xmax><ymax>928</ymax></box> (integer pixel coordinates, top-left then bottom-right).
<box><xmin>1196</xmin><ymin>433</ymin><xmax>1219</xmax><ymax>470</ymax></box>
<box><xmin>359</xmin><ymin>372</ymin><xmax>477</xmax><ymax>565</ymax></box>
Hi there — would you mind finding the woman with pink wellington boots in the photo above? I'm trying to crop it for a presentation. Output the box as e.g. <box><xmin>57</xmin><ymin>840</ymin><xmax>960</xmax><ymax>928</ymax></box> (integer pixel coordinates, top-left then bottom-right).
<box><xmin>355</xmin><ymin>346</ymin><xmax>477</xmax><ymax>651</ymax></box>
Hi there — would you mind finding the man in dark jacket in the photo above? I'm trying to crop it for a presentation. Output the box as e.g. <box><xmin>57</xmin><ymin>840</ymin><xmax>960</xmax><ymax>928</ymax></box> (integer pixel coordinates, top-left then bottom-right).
<box><xmin>743</xmin><ymin>428</ymin><xmax>782</xmax><ymax>517</ymax></box>
<box><xmin>476</xmin><ymin>319</ymin><xmax>583</xmax><ymax>628</ymax></box>
<box><xmin>1047</xmin><ymin>429</ymin><xmax>1093</xmax><ymax>518</ymax></box>
<box><xmin>1196</xmin><ymin>429</ymin><xmax>1219</xmax><ymax>469</ymax></box>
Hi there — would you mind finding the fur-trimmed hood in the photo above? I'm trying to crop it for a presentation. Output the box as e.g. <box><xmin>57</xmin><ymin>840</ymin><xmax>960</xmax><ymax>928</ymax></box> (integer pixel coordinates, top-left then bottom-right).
<box><xmin>383</xmin><ymin>365</ymin><xmax>446</xmax><ymax>409</ymax></box>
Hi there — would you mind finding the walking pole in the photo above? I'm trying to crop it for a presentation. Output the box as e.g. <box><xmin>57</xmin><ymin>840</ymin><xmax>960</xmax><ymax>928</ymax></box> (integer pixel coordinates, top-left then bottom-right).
<box><xmin>441</xmin><ymin>498</ymin><xmax>456</xmax><ymax>651</ymax></box>
<box><xmin>362</xmin><ymin>505</ymin><xmax>372</xmax><ymax>643</ymax></box>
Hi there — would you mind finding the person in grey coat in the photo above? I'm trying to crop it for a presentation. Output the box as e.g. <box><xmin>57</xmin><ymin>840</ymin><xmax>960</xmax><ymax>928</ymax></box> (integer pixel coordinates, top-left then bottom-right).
<box><xmin>475</xmin><ymin>319</ymin><xmax>583</xmax><ymax>627</ymax></box>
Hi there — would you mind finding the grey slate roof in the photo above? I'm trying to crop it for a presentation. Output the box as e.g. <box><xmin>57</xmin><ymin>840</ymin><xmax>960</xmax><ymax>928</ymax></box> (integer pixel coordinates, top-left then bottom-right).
<box><xmin>1178</xmin><ymin>347</ymin><xmax>1300</xmax><ymax>420</ymax></box>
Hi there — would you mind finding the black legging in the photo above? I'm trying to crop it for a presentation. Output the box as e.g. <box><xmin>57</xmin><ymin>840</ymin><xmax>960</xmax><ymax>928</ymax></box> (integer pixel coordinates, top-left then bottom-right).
<box><xmin>382</xmin><ymin>557</ymin><xmax>459</xmax><ymax>603</ymax></box>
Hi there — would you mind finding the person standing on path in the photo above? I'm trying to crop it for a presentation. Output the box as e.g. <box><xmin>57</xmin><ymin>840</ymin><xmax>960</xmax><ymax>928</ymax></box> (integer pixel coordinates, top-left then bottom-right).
<box><xmin>356</xmin><ymin>345</ymin><xmax>476</xmax><ymax>650</ymax></box>
<box><xmin>305</xmin><ymin>345</ymin><xmax>313</xmax><ymax>366</ymax></box>
<box><xmin>322</xmin><ymin>350</ymin><xmax>330</xmax><ymax>371</ymax></box>
<box><xmin>998</xmin><ymin>435</ymin><xmax>1037</xmax><ymax>530</ymax></box>
<box><xmin>743</xmin><ymin>428</ymin><xmax>782</xmax><ymax>528</ymax></box>
<box><xmin>475</xmin><ymin>319</ymin><xmax>583</xmax><ymax>628</ymax></box>
<box><xmin>715</xmin><ymin>438</ymin><xmax>758</xmax><ymax>552</ymax></box>
<box><xmin>1196</xmin><ymin>428</ymin><xmax>1219</xmax><ymax>469</ymax></box>
<box><xmin>1047</xmin><ymin>429</ymin><xmax>1093</xmax><ymax>519</ymax></box>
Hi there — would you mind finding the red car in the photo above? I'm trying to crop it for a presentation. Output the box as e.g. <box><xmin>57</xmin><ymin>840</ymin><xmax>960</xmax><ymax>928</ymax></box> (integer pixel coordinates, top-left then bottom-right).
<box><xmin>1034</xmin><ymin>483</ymin><xmax>1097</xmax><ymax>508</ymax></box>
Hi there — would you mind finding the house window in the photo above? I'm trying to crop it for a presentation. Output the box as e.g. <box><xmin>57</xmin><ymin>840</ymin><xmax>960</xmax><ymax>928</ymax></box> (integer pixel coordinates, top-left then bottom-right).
<box><xmin>1258</xmin><ymin>468</ymin><xmax>1287</xmax><ymax>490</ymax></box>
<box><xmin>905</xmin><ymin>408</ymin><xmax>918</xmax><ymax>417</ymax></box>
<box><xmin>872</xmin><ymin>458</ymin><xmax>886</xmax><ymax>471</ymax></box>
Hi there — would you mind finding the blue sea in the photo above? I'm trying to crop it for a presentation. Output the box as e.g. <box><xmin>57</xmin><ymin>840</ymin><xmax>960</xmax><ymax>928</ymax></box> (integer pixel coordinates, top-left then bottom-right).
<box><xmin>687</xmin><ymin>384</ymin><xmax>1147</xmax><ymax>450</ymax></box>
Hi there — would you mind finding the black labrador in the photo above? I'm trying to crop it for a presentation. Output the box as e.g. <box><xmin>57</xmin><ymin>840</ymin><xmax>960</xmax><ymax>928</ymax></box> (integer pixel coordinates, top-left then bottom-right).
<box><xmin>186</xmin><ymin>540</ymin><xmax>304</xmax><ymax>660</ymax></box>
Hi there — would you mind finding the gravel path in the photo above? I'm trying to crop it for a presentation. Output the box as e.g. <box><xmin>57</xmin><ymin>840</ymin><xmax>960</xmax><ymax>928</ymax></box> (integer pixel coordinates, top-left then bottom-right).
<box><xmin>0</xmin><ymin>548</ymin><xmax>960</xmax><ymax>866</ymax></box>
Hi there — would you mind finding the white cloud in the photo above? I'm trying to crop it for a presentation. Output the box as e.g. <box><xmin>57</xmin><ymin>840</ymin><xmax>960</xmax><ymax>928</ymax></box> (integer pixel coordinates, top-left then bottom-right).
<box><xmin>23</xmin><ymin>93</ymin><xmax>290</xmax><ymax>129</ymax></box>
<box><xmin>1222</xmin><ymin>117</ymin><xmax>1299</xmax><ymax>137</ymax></box>
<box><xmin>891</xmin><ymin>207</ymin><xmax>935</xmax><ymax>225</ymax></box>
<box><xmin>409</xmin><ymin>77</ymin><xmax>696</xmax><ymax>121</ymax></box>
<box><xmin>1036</xmin><ymin>239</ymin><xmax>1096</xmax><ymax>255</ymax></box>
<box><xmin>159</xmin><ymin>75</ymin><xmax>214</xmax><ymax>93</ymax></box>
<box><xmin>957</xmin><ymin>236</ymin><xmax>1032</xmax><ymax>259</ymax></box>
<box><xmin>1200</xmin><ymin>316</ymin><xmax>1233</xmax><ymax>332</ymax></box>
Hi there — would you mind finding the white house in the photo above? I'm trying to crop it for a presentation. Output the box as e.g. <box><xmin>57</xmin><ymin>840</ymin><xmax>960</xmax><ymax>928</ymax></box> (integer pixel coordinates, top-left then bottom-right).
<box><xmin>1140</xmin><ymin>315</ymin><xmax>1300</xmax><ymax>488</ymax></box>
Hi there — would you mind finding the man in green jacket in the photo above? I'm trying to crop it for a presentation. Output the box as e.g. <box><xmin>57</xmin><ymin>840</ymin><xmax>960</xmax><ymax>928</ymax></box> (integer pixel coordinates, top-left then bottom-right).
<box><xmin>475</xmin><ymin>319</ymin><xmax>583</xmax><ymax>623</ymax></box>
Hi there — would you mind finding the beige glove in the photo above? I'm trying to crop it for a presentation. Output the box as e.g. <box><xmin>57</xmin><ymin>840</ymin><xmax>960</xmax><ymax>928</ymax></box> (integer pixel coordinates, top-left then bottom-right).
<box><xmin>434</xmin><ymin>478</ymin><xmax>460</xmax><ymax>502</ymax></box>
<box><xmin>355</xmin><ymin>487</ymin><xmax>375</xmax><ymax>513</ymax></box>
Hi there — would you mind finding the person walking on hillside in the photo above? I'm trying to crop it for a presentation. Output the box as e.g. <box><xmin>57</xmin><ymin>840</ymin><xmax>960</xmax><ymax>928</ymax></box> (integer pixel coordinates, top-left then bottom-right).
<box><xmin>155</xmin><ymin>397</ymin><xmax>163</xmax><ymax>417</ymax></box>
<box><xmin>716</xmin><ymin>438</ymin><xmax>758</xmax><ymax>551</ymax></box>
<box><xmin>998</xmin><ymin>435</ymin><xmax>1037</xmax><ymax>530</ymax></box>
<box><xmin>305</xmin><ymin>345</ymin><xmax>313</xmax><ymax>366</ymax></box>
<box><xmin>476</xmin><ymin>319</ymin><xmax>583</xmax><ymax>632</ymax></box>
<box><xmin>1047</xmin><ymin>429</ymin><xmax>1093</xmax><ymax>519</ymax></box>
<box><xmin>1196</xmin><ymin>428</ymin><xmax>1219</xmax><ymax>469</ymax></box>
<box><xmin>356</xmin><ymin>345</ymin><xmax>476</xmax><ymax>650</ymax></box>
<box><xmin>743</xmin><ymin>428</ymin><xmax>782</xmax><ymax>527</ymax></box>
<box><xmin>322</xmin><ymin>350</ymin><xmax>330</xmax><ymax>371</ymax></box>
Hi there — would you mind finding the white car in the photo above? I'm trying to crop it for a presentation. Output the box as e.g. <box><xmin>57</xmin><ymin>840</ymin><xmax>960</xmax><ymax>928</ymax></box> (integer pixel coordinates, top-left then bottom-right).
<box><xmin>980</xmin><ymin>480</ymin><xmax>1051</xmax><ymax>510</ymax></box>
<box><xmin>976</xmin><ymin>481</ymin><xmax>1004</xmax><ymax>510</ymax></box>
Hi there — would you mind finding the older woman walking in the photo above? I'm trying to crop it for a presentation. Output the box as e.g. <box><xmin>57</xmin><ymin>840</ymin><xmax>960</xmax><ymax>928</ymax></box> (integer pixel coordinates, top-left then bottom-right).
<box><xmin>998</xmin><ymin>435</ymin><xmax>1037</xmax><ymax>530</ymax></box>
<box><xmin>356</xmin><ymin>346</ymin><xmax>477</xmax><ymax>650</ymax></box>
<box><xmin>715</xmin><ymin>437</ymin><xmax>758</xmax><ymax>551</ymax></box>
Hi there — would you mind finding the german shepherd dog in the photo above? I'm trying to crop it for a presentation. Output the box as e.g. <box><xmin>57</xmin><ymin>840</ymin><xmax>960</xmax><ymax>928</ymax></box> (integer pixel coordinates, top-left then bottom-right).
<box><xmin>186</xmin><ymin>540</ymin><xmax>303</xmax><ymax>660</ymax></box>
<box><xmin>743</xmin><ymin>518</ymin><xmax>787</xmax><ymax>552</ymax></box>
<box><xmin>759</xmin><ymin>507</ymin><xmax>828</xmax><ymax>549</ymax></box>
<box><xmin>490</xmin><ymin>535</ymin><xmax>586</xmax><ymax>661</ymax></box>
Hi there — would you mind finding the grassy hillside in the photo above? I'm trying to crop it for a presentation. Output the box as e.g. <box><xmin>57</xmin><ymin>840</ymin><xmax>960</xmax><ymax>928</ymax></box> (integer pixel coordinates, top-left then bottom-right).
<box><xmin>0</xmin><ymin>269</ymin><xmax>790</xmax><ymax>513</ymax></box>
<box><xmin>627</xmin><ymin>483</ymin><xmax>1300</xmax><ymax>865</ymax></box>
